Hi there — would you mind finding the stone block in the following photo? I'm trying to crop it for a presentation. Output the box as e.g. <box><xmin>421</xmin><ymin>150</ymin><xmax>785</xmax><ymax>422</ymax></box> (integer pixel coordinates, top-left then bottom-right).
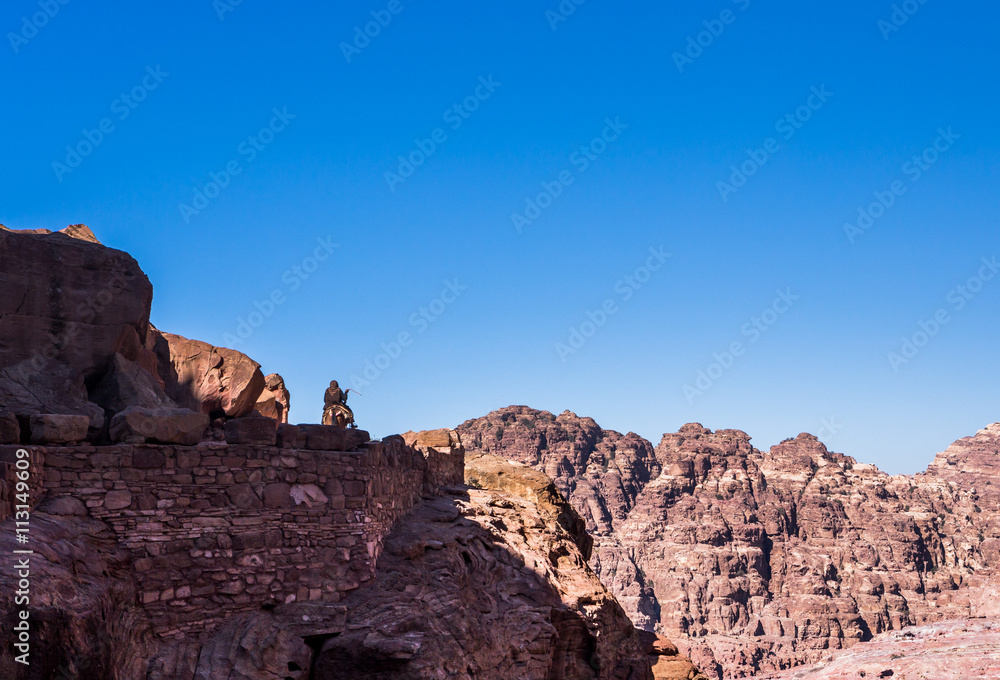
<box><xmin>227</xmin><ymin>483</ymin><xmax>263</xmax><ymax>509</ymax></box>
<box><xmin>290</xmin><ymin>483</ymin><xmax>329</xmax><ymax>508</ymax></box>
<box><xmin>38</xmin><ymin>495</ymin><xmax>87</xmax><ymax>516</ymax></box>
<box><xmin>225</xmin><ymin>416</ymin><xmax>278</xmax><ymax>446</ymax></box>
<box><xmin>298</xmin><ymin>424</ymin><xmax>346</xmax><ymax>451</ymax></box>
<box><xmin>133</xmin><ymin>448</ymin><xmax>167</xmax><ymax>469</ymax></box>
<box><xmin>176</xmin><ymin>450</ymin><xmax>201</xmax><ymax>468</ymax></box>
<box><xmin>0</xmin><ymin>410</ymin><xmax>20</xmax><ymax>444</ymax></box>
<box><xmin>110</xmin><ymin>406</ymin><xmax>209</xmax><ymax>445</ymax></box>
<box><xmin>277</xmin><ymin>423</ymin><xmax>307</xmax><ymax>448</ymax></box>
<box><xmin>345</xmin><ymin>429</ymin><xmax>371</xmax><ymax>451</ymax></box>
<box><xmin>263</xmin><ymin>482</ymin><xmax>292</xmax><ymax>509</ymax></box>
<box><xmin>29</xmin><ymin>414</ymin><xmax>90</xmax><ymax>444</ymax></box>
<box><xmin>104</xmin><ymin>490</ymin><xmax>133</xmax><ymax>510</ymax></box>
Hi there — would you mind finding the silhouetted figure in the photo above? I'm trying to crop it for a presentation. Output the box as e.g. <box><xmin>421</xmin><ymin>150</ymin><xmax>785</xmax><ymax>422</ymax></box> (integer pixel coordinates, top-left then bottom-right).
<box><xmin>322</xmin><ymin>380</ymin><xmax>355</xmax><ymax>428</ymax></box>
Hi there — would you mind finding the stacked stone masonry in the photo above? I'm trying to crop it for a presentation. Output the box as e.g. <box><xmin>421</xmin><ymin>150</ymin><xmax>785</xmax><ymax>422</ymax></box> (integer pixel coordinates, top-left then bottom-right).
<box><xmin>0</xmin><ymin>434</ymin><xmax>462</xmax><ymax>639</ymax></box>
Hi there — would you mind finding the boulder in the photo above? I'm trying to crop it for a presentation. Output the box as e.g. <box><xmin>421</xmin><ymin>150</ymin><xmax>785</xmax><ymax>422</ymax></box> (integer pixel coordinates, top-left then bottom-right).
<box><xmin>28</xmin><ymin>414</ymin><xmax>90</xmax><ymax>444</ymax></box>
<box><xmin>0</xmin><ymin>411</ymin><xmax>18</xmax><ymax>444</ymax></box>
<box><xmin>403</xmin><ymin>428</ymin><xmax>459</xmax><ymax>448</ymax></box>
<box><xmin>224</xmin><ymin>416</ymin><xmax>278</xmax><ymax>446</ymax></box>
<box><xmin>37</xmin><ymin>495</ymin><xmax>88</xmax><ymax>516</ymax></box>
<box><xmin>147</xmin><ymin>329</ymin><xmax>265</xmax><ymax>418</ymax></box>
<box><xmin>89</xmin><ymin>353</ymin><xmax>176</xmax><ymax>414</ymax></box>
<box><xmin>255</xmin><ymin>373</ymin><xmax>290</xmax><ymax>423</ymax></box>
<box><xmin>109</xmin><ymin>406</ymin><xmax>209</xmax><ymax>445</ymax></box>
<box><xmin>0</xmin><ymin>357</ymin><xmax>104</xmax><ymax>430</ymax></box>
<box><xmin>0</xmin><ymin>225</ymin><xmax>154</xmax><ymax>381</ymax></box>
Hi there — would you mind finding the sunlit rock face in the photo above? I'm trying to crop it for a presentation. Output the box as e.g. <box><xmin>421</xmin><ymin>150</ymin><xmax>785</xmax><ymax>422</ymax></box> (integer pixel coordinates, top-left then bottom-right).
<box><xmin>460</xmin><ymin>407</ymin><xmax>1000</xmax><ymax>679</ymax></box>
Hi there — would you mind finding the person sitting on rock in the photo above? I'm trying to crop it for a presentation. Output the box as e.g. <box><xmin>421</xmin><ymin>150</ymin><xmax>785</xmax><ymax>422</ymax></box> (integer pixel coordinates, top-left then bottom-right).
<box><xmin>322</xmin><ymin>380</ymin><xmax>356</xmax><ymax>428</ymax></box>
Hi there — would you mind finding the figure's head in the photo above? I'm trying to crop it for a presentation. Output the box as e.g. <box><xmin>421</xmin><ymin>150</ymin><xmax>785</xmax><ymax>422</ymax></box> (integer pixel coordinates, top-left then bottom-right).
<box><xmin>329</xmin><ymin>380</ymin><xmax>339</xmax><ymax>389</ymax></box>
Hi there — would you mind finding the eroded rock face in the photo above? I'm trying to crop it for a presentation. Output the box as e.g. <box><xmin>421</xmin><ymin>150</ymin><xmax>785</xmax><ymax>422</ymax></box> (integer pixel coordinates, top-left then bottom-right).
<box><xmin>90</xmin><ymin>353</ymin><xmax>177</xmax><ymax>414</ymax></box>
<box><xmin>458</xmin><ymin>407</ymin><xmax>1000</xmax><ymax>679</ymax></box>
<box><xmin>316</xmin><ymin>459</ymin><xmax>656</xmax><ymax>680</ymax></box>
<box><xmin>147</xmin><ymin>329</ymin><xmax>265</xmax><ymax>418</ymax></box>
<box><xmin>756</xmin><ymin>618</ymin><xmax>1000</xmax><ymax>680</ymax></box>
<box><xmin>0</xmin><ymin>357</ymin><xmax>105</xmax><ymax>431</ymax></box>
<box><xmin>0</xmin><ymin>513</ymin><xmax>156</xmax><ymax>679</ymax></box>
<box><xmin>255</xmin><ymin>373</ymin><xmax>290</xmax><ymax>423</ymax></box>
<box><xmin>0</xmin><ymin>225</ymin><xmax>153</xmax><ymax>382</ymax></box>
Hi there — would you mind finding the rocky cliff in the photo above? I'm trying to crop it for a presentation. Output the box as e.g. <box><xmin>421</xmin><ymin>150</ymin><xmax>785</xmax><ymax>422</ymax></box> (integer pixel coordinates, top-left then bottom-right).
<box><xmin>458</xmin><ymin>407</ymin><xmax>1000</xmax><ymax>678</ymax></box>
<box><xmin>0</xmin><ymin>226</ymin><xmax>666</xmax><ymax>679</ymax></box>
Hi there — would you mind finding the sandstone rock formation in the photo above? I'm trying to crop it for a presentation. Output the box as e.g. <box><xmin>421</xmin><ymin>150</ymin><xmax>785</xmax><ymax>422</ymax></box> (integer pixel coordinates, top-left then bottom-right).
<box><xmin>0</xmin><ymin>225</ymin><xmax>154</xmax><ymax>382</ymax></box>
<box><xmin>0</xmin><ymin>357</ymin><xmax>105</xmax><ymax>431</ymax></box>
<box><xmin>315</xmin><ymin>452</ymin><xmax>655</xmax><ymax>679</ymax></box>
<box><xmin>109</xmin><ymin>406</ymin><xmax>210</xmax><ymax>445</ymax></box>
<box><xmin>147</xmin><ymin>328</ymin><xmax>266</xmax><ymax>419</ymax></box>
<box><xmin>0</xmin><ymin>511</ymin><xmax>156</xmax><ymax>678</ymax></box>
<box><xmin>458</xmin><ymin>407</ymin><xmax>1000</xmax><ymax>679</ymax></box>
<box><xmin>254</xmin><ymin>373</ymin><xmax>290</xmax><ymax>423</ymax></box>
<box><xmin>90</xmin><ymin>353</ymin><xmax>177</xmax><ymax>414</ymax></box>
<box><xmin>1</xmin><ymin>226</ymin><xmax>276</xmax><ymax>436</ymax></box>
<box><xmin>756</xmin><ymin>618</ymin><xmax>1000</xmax><ymax>679</ymax></box>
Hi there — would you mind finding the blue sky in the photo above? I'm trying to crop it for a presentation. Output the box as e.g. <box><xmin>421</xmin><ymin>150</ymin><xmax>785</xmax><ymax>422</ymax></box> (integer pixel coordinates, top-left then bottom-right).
<box><xmin>3</xmin><ymin>1</ymin><xmax>997</xmax><ymax>474</ymax></box>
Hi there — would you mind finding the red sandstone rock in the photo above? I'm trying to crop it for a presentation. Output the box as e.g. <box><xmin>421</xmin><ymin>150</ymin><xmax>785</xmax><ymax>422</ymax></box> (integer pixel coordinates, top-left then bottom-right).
<box><xmin>0</xmin><ymin>225</ymin><xmax>154</xmax><ymax>382</ymax></box>
<box><xmin>0</xmin><ymin>411</ymin><xmax>18</xmax><ymax>444</ymax></box>
<box><xmin>276</xmin><ymin>423</ymin><xmax>307</xmax><ymax>448</ymax></box>
<box><xmin>316</xmin><ymin>456</ymin><xmax>655</xmax><ymax>680</ymax></box>
<box><xmin>0</xmin><ymin>513</ymin><xmax>157</xmax><ymax>679</ymax></box>
<box><xmin>255</xmin><ymin>373</ymin><xmax>291</xmax><ymax>423</ymax></box>
<box><xmin>28</xmin><ymin>414</ymin><xmax>90</xmax><ymax>444</ymax></box>
<box><xmin>458</xmin><ymin>407</ymin><xmax>1000</xmax><ymax>679</ymax></box>
<box><xmin>110</xmin><ymin>406</ymin><xmax>210</xmax><ymax>445</ymax></box>
<box><xmin>756</xmin><ymin>618</ymin><xmax>1000</xmax><ymax>680</ymax></box>
<box><xmin>147</xmin><ymin>328</ymin><xmax>265</xmax><ymax>418</ymax></box>
<box><xmin>224</xmin><ymin>416</ymin><xmax>278</xmax><ymax>446</ymax></box>
<box><xmin>0</xmin><ymin>430</ymin><xmax>657</xmax><ymax>679</ymax></box>
<box><xmin>90</xmin><ymin>352</ymin><xmax>177</xmax><ymax>414</ymax></box>
<box><xmin>0</xmin><ymin>357</ymin><xmax>105</xmax><ymax>430</ymax></box>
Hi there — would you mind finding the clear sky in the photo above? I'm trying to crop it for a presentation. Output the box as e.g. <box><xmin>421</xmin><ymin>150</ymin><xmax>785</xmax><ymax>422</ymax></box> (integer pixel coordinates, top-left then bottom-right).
<box><xmin>3</xmin><ymin>1</ymin><xmax>998</xmax><ymax>474</ymax></box>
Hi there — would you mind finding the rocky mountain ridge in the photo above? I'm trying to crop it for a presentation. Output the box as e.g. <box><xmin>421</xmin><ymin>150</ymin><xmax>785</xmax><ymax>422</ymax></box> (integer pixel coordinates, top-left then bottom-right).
<box><xmin>458</xmin><ymin>406</ymin><xmax>1000</xmax><ymax>678</ymax></box>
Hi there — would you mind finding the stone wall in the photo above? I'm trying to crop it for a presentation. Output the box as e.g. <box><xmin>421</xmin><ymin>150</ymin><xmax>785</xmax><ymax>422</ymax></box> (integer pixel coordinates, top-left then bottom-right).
<box><xmin>0</xmin><ymin>434</ymin><xmax>463</xmax><ymax>639</ymax></box>
<box><xmin>0</xmin><ymin>447</ymin><xmax>44</xmax><ymax>522</ymax></box>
